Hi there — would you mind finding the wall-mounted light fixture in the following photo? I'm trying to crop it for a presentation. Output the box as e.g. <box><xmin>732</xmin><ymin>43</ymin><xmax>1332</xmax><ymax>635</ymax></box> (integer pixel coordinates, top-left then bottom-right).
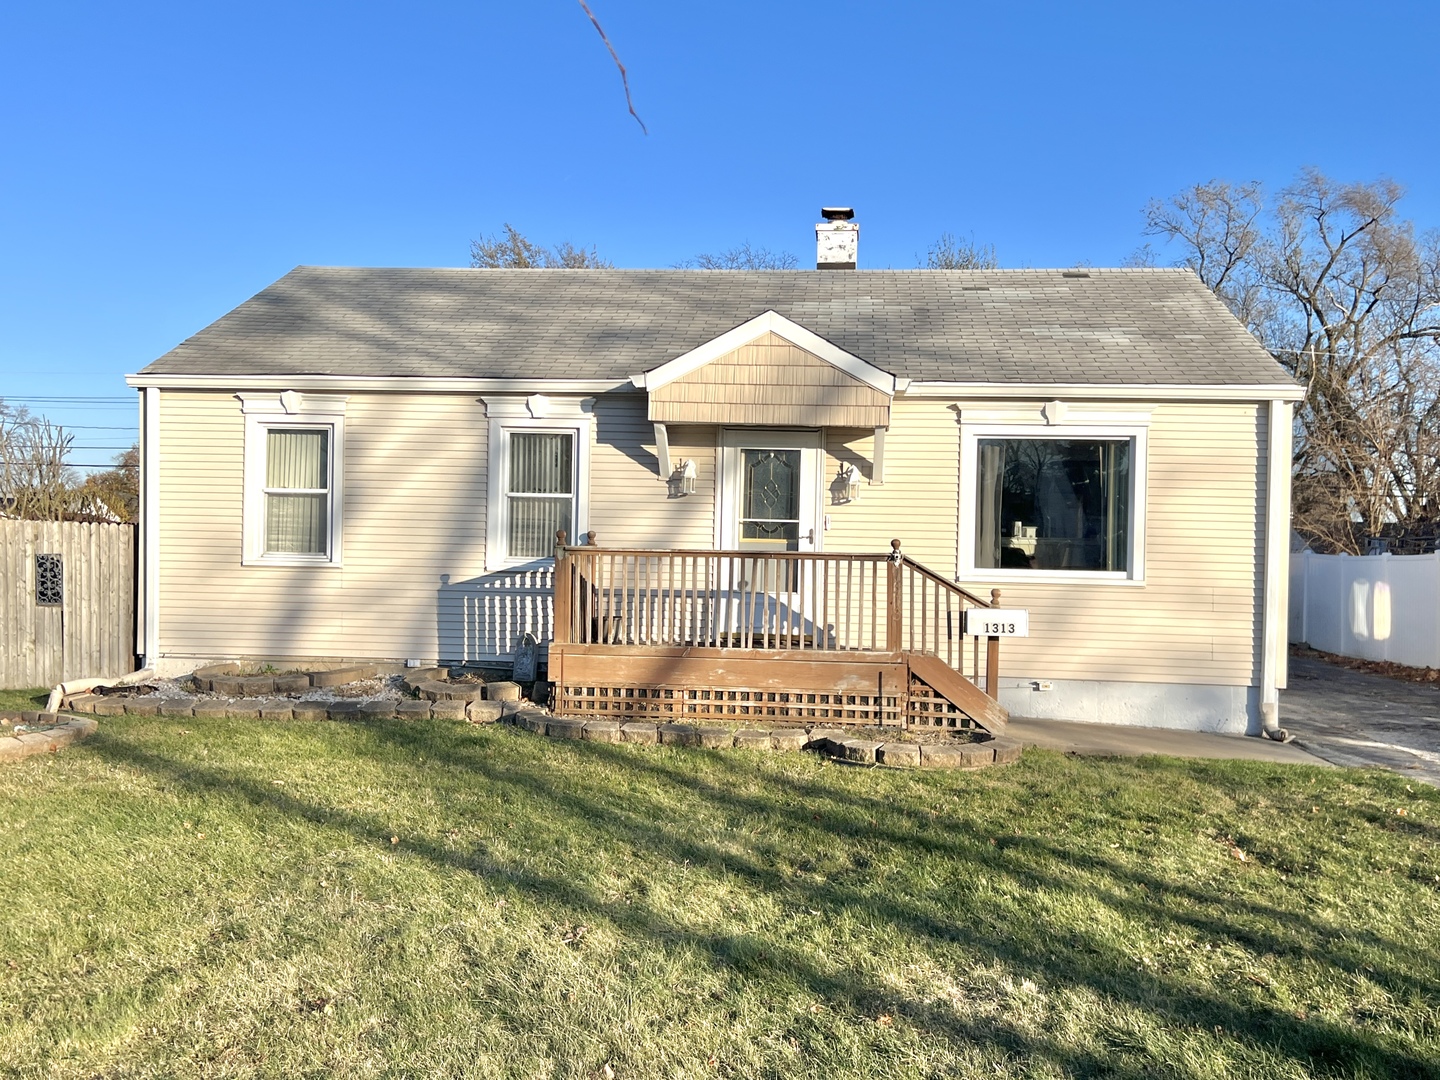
<box><xmin>668</xmin><ymin>458</ymin><xmax>698</xmax><ymax>498</ymax></box>
<box><xmin>830</xmin><ymin>462</ymin><xmax>860</xmax><ymax>504</ymax></box>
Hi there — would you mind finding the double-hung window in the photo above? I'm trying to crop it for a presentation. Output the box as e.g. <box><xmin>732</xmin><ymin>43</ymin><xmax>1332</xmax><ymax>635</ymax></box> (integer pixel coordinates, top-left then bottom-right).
<box><xmin>240</xmin><ymin>393</ymin><xmax>346</xmax><ymax>566</ymax></box>
<box><xmin>483</xmin><ymin>395</ymin><xmax>593</xmax><ymax>570</ymax></box>
<box><xmin>506</xmin><ymin>432</ymin><xmax>575</xmax><ymax>560</ymax></box>
<box><xmin>263</xmin><ymin>428</ymin><xmax>331</xmax><ymax>556</ymax></box>
<box><xmin>961</xmin><ymin>420</ymin><xmax>1147</xmax><ymax>583</ymax></box>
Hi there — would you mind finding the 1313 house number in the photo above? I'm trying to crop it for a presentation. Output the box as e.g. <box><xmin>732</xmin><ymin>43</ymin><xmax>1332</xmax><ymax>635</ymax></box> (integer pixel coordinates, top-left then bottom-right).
<box><xmin>963</xmin><ymin>609</ymin><xmax>1030</xmax><ymax>637</ymax></box>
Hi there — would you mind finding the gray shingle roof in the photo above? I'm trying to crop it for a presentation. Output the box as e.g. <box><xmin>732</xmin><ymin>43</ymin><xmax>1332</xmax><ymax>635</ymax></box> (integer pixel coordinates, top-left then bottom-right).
<box><xmin>138</xmin><ymin>266</ymin><xmax>1296</xmax><ymax>386</ymax></box>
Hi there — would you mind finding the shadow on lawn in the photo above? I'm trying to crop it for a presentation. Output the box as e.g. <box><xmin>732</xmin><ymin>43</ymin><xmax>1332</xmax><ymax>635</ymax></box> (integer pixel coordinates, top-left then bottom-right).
<box><xmin>92</xmin><ymin>725</ymin><xmax>1437</xmax><ymax>1079</ymax></box>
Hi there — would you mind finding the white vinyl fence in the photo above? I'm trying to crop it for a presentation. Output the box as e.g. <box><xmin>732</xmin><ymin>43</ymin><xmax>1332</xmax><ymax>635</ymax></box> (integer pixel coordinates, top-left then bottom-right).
<box><xmin>1289</xmin><ymin>549</ymin><xmax>1440</xmax><ymax>668</ymax></box>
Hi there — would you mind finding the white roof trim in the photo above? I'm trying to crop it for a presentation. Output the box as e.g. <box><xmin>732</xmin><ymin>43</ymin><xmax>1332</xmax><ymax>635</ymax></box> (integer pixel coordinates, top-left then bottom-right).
<box><xmin>901</xmin><ymin>381</ymin><xmax>1306</xmax><ymax>403</ymax></box>
<box><xmin>630</xmin><ymin>310</ymin><xmax>897</xmax><ymax>396</ymax></box>
<box><xmin>126</xmin><ymin>373</ymin><xmax>630</xmax><ymax>393</ymax></box>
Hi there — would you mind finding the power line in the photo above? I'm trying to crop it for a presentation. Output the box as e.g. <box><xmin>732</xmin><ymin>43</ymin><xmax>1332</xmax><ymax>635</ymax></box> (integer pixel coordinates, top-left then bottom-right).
<box><xmin>2</xmin><ymin>395</ymin><xmax>133</xmax><ymax>402</ymax></box>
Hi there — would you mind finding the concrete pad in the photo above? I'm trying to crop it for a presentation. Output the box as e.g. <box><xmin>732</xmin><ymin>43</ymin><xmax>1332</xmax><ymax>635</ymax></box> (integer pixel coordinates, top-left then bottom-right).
<box><xmin>1005</xmin><ymin>715</ymin><xmax>1328</xmax><ymax>765</ymax></box>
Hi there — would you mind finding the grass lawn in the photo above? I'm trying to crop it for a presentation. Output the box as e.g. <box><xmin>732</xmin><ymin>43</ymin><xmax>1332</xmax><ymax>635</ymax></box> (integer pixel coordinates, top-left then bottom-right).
<box><xmin>2</xmin><ymin>711</ymin><xmax>1438</xmax><ymax>1079</ymax></box>
<box><xmin>0</xmin><ymin>688</ymin><xmax>50</xmax><ymax>713</ymax></box>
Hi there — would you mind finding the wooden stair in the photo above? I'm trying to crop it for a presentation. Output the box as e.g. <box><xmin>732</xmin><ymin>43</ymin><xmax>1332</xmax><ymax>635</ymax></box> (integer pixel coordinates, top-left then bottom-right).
<box><xmin>905</xmin><ymin>650</ymin><xmax>1008</xmax><ymax>735</ymax></box>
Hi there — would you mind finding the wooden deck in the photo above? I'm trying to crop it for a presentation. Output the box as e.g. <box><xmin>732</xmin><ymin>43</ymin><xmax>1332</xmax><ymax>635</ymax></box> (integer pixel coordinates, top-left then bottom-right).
<box><xmin>546</xmin><ymin>538</ymin><xmax>1008</xmax><ymax>733</ymax></box>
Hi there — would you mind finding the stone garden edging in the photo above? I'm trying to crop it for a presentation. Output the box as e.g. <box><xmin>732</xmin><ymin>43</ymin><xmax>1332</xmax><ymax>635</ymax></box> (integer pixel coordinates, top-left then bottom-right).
<box><xmin>503</xmin><ymin>710</ymin><xmax>1022</xmax><ymax>770</ymax></box>
<box><xmin>0</xmin><ymin>716</ymin><xmax>99</xmax><ymax>763</ymax></box>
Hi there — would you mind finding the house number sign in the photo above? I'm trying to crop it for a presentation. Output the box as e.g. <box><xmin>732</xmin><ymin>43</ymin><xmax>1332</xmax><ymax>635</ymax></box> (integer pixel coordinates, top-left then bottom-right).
<box><xmin>964</xmin><ymin>609</ymin><xmax>1029</xmax><ymax>637</ymax></box>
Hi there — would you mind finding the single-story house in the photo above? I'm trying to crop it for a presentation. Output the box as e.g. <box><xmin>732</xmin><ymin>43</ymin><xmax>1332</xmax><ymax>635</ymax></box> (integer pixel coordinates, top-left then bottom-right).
<box><xmin>126</xmin><ymin>211</ymin><xmax>1303</xmax><ymax>734</ymax></box>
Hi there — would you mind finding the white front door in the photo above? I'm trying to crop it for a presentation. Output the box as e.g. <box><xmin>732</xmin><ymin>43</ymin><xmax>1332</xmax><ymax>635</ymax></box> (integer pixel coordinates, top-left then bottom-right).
<box><xmin>718</xmin><ymin>430</ymin><xmax>824</xmax><ymax>642</ymax></box>
<box><xmin>718</xmin><ymin>429</ymin><xmax>823</xmax><ymax>553</ymax></box>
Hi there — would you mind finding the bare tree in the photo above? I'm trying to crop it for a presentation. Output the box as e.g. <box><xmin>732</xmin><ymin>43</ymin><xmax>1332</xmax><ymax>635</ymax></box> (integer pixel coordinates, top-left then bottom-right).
<box><xmin>74</xmin><ymin>444</ymin><xmax>139</xmax><ymax>522</ymax></box>
<box><xmin>0</xmin><ymin>401</ymin><xmax>75</xmax><ymax>520</ymax></box>
<box><xmin>1141</xmin><ymin>180</ymin><xmax>1273</xmax><ymax>340</ymax></box>
<box><xmin>1144</xmin><ymin>171</ymin><xmax>1440</xmax><ymax>553</ymax></box>
<box><xmin>675</xmin><ymin>242</ymin><xmax>798</xmax><ymax>270</ymax></box>
<box><xmin>469</xmin><ymin>224</ymin><xmax>613</xmax><ymax>269</ymax></box>
<box><xmin>921</xmin><ymin>232</ymin><xmax>998</xmax><ymax>270</ymax></box>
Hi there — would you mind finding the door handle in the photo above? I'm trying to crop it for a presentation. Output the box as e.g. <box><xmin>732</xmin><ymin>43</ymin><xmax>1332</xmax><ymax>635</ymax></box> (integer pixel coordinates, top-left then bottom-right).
<box><xmin>804</xmin><ymin>528</ymin><xmax>815</xmax><ymax>544</ymax></box>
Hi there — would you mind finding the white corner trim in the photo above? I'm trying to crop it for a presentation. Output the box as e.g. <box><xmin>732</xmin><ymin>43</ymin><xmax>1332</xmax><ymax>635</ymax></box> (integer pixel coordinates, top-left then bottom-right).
<box><xmin>957</xmin><ymin>420</ymin><xmax>1150</xmax><ymax>585</ymax></box>
<box><xmin>871</xmin><ymin>425</ymin><xmax>886</xmax><ymax>484</ymax></box>
<box><xmin>141</xmin><ymin>387</ymin><xmax>160</xmax><ymax>664</ymax></box>
<box><xmin>902</xmin><ymin>381</ymin><xmax>1306</xmax><ymax>403</ymax></box>
<box><xmin>634</xmin><ymin>310</ymin><xmax>897</xmax><ymax>396</ymax></box>
<box><xmin>1261</xmin><ymin>399</ymin><xmax>1294</xmax><ymax>703</ymax></box>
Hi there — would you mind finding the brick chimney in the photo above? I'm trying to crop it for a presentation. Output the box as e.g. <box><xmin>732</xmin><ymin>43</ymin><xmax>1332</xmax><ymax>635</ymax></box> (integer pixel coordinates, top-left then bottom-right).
<box><xmin>816</xmin><ymin>207</ymin><xmax>858</xmax><ymax>269</ymax></box>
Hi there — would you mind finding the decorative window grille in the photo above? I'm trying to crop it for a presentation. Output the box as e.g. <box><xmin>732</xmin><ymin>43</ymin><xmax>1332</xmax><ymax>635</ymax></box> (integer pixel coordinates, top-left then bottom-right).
<box><xmin>36</xmin><ymin>554</ymin><xmax>63</xmax><ymax>606</ymax></box>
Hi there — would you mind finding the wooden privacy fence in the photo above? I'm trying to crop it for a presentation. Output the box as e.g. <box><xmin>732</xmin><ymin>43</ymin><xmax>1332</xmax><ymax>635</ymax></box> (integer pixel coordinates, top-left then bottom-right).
<box><xmin>0</xmin><ymin>520</ymin><xmax>136</xmax><ymax>689</ymax></box>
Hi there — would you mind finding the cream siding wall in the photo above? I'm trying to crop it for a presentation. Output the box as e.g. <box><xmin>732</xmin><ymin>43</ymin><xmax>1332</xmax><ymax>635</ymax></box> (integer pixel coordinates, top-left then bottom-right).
<box><xmin>158</xmin><ymin>390</ymin><xmax>491</xmax><ymax>662</ymax></box>
<box><xmin>588</xmin><ymin>394</ymin><xmax>717</xmax><ymax>548</ymax></box>
<box><xmin>823</xmin><ymin>399</ymin><xmax>1264</xmax><ymax>686</ymax></box>
<box><xmin>158</xmin><ymin>389</ymin><xmax>1264</xmax><ymax>686</ymax></box>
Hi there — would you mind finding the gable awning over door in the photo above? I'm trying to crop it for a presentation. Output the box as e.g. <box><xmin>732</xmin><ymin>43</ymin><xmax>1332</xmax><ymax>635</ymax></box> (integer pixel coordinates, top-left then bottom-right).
<box><xmin>635</xmin><ymin>312</ymin><xmax>895</xmax><ymax>428</ymax></box>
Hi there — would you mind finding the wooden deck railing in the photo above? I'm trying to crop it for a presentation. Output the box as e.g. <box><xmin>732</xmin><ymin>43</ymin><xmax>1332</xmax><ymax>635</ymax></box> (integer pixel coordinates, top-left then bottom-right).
<box><xmin>553</xmin><ymin>534</ymin><xmax>1002</xmax><ymax>695</ymax></box>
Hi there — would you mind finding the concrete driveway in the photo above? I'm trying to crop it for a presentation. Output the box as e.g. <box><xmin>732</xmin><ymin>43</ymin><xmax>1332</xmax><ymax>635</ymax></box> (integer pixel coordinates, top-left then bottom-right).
<box><xmin>1282</xmin><ymin>654</ymin><xmax>1440</xmax><ymax>786</ymax></box>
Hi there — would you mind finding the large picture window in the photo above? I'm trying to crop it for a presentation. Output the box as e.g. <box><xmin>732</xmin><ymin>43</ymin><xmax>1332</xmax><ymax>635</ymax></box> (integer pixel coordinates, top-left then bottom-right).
<box><xmin>960</xmin><ymin>420</ymin><xmax>1147</xmax><ymax>583</ymax></box>
<box><xmin>507</xmin><ymin>432</ymin><xmax>574</xmax><ymax>560</ymax></box>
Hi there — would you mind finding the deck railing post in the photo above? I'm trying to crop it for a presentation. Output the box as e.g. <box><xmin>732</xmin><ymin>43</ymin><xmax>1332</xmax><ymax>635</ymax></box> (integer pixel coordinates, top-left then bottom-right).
<box><xmin>985</xmin><ymin>587</ymin><xmax>1001</xmax><ymax>699</ymax></box>
<box><xmin>552</xmin><ymin>530</ymin><xmax>572</xmax><ymax>646</ymax></box>
<box><xmin>885</xmin><ymin>539</ymin><xmax>903</xmax><ymax>653</ymax></box>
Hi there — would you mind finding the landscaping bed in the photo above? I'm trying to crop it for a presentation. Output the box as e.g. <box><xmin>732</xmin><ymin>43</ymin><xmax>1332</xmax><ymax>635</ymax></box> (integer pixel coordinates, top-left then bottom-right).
<box><xmin>2</xmin><ymin>713</ymin><xmax>1437</xmax><ymax>1078</ymax></box>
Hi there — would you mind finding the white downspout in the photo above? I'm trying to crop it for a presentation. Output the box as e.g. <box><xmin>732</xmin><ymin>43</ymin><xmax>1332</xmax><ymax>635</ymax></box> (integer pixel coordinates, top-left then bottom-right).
<box><xmin>1259</xmin><ymin>397</ymin><xmax>1294</xmax><ymax>741</ymax></box>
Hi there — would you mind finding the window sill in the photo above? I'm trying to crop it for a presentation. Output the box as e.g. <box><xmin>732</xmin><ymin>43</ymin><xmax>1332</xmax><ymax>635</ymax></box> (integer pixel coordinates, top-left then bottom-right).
<box><xmin>242</xmin><ymin>554</ymin><xmax>342</xmax><ymax>569</ymax></box>
<box><xmin>960</xmin><ymin>569</ymin><xmax>1146</xmax><ymax>587</ymax></box>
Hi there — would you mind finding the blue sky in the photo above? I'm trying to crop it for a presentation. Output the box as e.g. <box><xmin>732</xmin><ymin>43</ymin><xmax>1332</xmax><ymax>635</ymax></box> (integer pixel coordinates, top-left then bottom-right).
<box><xmin>3</xmin><ymin>0</ymin><xmax>1438</xmax><ymax>467</ymax></box>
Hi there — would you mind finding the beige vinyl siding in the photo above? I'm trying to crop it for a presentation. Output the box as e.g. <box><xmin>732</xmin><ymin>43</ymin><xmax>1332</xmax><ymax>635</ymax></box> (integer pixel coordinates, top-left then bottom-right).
<box><xmin>649</xmin><ymin>332</ymin><xmax>891</xmax><ymax>427</ymax></box>
<box><xmin>820</xmin><ymin>399</ymin><xmax>1264</xmax><ymax>686</ymax></box>
<box><xmin>962</xmin><ymin>402</ymin><xmax>1264</xmax><ymax>686</ymax></box>
<box><xmin>821</xmin><ymin>398</ymin><xmax>961</xmax><ymax>572</ymax></box>
<box><xmin>158</xmin><ymin>390</ymin><xmax>490</xmax><ymax>661</ymax></box>
<box><xmin>588</xmin><ymin>394</ymin><xmax>717</xmax><ymax>548</ymax></box>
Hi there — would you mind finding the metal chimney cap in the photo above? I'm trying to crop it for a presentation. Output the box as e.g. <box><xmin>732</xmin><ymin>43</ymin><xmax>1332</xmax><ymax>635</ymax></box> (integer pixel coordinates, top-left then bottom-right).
<box><xmin>820</xmin><ymin>207</ymin><xmax>855</xmax><ymax>221</ymax></box>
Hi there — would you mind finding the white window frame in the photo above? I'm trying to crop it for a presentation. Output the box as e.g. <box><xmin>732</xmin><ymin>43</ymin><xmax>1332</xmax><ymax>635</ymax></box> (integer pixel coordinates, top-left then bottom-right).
<box><xmin>959</xmin><ymin>415</ymin><xmax>1149</xmax><ymax>586</ymax></box>
<box><xmin>239</xmin><ymin>392</ymin><xmax>347</xmax><ymax>567</ymax></box>
<box><xmin>483</xmin><ymin>395</ymin><xmax>594</xmax><ymax>571</ymax></box>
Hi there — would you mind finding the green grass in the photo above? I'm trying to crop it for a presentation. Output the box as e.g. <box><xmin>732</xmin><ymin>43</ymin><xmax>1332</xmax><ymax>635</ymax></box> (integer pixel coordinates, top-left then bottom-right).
<box><xmin>0</xmin><ymin>688</ymin><xmax>50</xmax><ymax>713</ymax></box>
<box><xmin>2</xmin><ymin>714</ymin><xmax>1438</xmax><ymax>1079</ymax></box>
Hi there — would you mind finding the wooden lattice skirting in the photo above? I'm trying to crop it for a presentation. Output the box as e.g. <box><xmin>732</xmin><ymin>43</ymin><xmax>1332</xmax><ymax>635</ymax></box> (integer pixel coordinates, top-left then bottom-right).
<box><xmin>556</xmin><ymin>685</ymin><xmax>903</xmax><ymax>725</ymax></box>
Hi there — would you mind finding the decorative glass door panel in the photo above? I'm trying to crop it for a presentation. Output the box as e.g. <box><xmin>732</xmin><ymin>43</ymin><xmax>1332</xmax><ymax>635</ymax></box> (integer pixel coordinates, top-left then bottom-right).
<box><xmin>740</xmin><ymin>449</ymin><xmax>802</xmax><ymax>552</ymax></box>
